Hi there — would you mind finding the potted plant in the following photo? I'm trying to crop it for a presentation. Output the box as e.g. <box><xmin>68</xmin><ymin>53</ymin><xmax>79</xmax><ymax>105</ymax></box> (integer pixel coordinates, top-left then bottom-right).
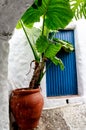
<box><xmin>10</xmin><ymin>0</ymin><xmax>74</xmax><ymax>129</ymax></box>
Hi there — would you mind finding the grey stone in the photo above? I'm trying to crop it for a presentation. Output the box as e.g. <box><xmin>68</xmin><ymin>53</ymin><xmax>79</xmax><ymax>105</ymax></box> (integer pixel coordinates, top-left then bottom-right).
<box><xmin>35</xmin><ymin>104</ymin><xmax>86</xmax><ymax>130</ymax></box>
<box><xmin>0</xmin><ymin>39</ymin><xmax>9</xmax><ymax>130</ymax></box>
<box><xmin>0</xmin><ymin>0</ymin><xmax>33</xmax><ymax>35</ymax></box>
<box><xmin>0</xmin><ymin>0</ymin><xmax>34</xmax><ymax>130</ymax></box>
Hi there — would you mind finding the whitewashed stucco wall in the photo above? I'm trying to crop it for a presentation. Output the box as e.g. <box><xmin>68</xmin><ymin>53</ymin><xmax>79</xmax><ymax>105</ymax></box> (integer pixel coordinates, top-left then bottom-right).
<box><xmin>75</xmin><ymin>19</ymin><xmax>86</xmax><ymax>97</ymax></box>
<box><xmin>8</xmin><ymin>19</ymin><xmax>86</xmax><ymax>109</ymax></box>
<box><xmin>8</xmin><ymin>29</ymin><xmax>34</xmax><ymax>92</ymax></box>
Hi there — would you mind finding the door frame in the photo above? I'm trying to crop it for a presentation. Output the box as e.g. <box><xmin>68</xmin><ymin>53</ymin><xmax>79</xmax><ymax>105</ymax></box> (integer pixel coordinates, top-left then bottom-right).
<box><xmin>41</xmin><ymin>20</ymin><xmax>86</xmax><ymax>108</ymax></box>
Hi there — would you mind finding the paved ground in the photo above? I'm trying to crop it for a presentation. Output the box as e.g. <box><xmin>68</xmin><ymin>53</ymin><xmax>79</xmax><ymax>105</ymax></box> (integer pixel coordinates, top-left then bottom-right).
<box><xmin>35</xmin><ymin>103</ymin><xmax>86</xmax><ymax>130</ymax></box>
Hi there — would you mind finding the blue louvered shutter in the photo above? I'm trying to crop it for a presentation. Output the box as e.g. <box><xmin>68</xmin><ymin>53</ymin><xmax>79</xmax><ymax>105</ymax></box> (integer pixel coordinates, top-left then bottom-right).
<box><xmin>46</xmin><ymin>30</ymin><xmax>78</xmax><ymax>97</ymax></box>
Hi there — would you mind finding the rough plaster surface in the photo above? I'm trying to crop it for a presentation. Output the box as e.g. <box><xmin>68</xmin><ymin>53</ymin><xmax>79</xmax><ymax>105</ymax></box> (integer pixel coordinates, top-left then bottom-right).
<box><xmin>8</xmin><ymin>29</ymin><xmax>34</xmax><ymax>91</ymax></box>
<box><xmin>0</xmin><ymin>0</ymin><xmax>33</xmax><ymax>34</ymax></box>
<box><xmin>75</xmin><ymin>19</ymin><xmax>86</xmax><ymax>97</ymax></box>
<box><xmin>0</xmin><ymin>0</ymin><xmax>33</xmax><ymax>129</ymax></box>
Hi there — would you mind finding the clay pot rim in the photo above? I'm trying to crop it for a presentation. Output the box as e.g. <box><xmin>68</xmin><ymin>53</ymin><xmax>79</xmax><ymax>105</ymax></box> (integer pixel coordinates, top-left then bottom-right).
<box><xmin>12</xmin><ymin>88</ymin><xmax>40</xmax><ymax>96</ymax></box>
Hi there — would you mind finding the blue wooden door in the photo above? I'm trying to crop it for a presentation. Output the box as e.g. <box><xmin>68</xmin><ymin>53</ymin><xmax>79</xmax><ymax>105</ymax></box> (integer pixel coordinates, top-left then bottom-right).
<box><xmin>46</xmin><ymin>30</ymin><xmax>78</xmax><ymax>97</ymax></box>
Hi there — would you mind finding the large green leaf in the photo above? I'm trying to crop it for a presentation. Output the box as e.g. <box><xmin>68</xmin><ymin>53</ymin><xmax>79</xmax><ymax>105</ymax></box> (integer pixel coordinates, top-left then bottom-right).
<box><xmin>36</xmin><ymin>35</ymin><xmax>49</xmax><ymax>53</ymax></box>
<box><xmin>70</xmin><ymin>0</ymin><xmax>86</xmax><ymax>19</ymax></box>
<box><xmin>36</xmin><ymin>35</ymin><xmax>62</xmax><ymax>55</ymax></box>
<box><xmin>50</xmin><ymin>57</ymin><xmax>64</xmax><ymax>70</ymax></box>
<box><xmin>21</xmin><ymin>0</ymin><xmax>73</xmax><ymax>30</ymax></box>
<box><xmin>53</xmin><ymin>38</ymin><xmax>74</xmax><ymax>52</ymax></box>
<box><xmin>44</xmin><ymin>0</ymin><xmax>73</xmax><ymax>30</ymax></box>
<box><xmin>21</xmin><ymin>0</ymin><xmax>43</xmax><ymax>28</ymax></box>
<box><xmin>20</xmin><ymin>21</ymin><xmax>40</xmax><ymax>61</ymax></box>
<box><xmin>44</xmin><ymin>42</ymin><xmax>62</xmax><ymax>58</ymax></box>
<box><xmin>26</xmin><ymin>27</ymin><xmax>41</xmax><ymax>45</ymax></box>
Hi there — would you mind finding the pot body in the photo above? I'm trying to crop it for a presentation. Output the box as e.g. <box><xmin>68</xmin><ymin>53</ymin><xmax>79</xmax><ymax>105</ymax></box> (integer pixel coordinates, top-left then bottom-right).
<box><xmin>10</xmin><ymin>88</ymin><xmax>44</xmax><ymax>130</ymax></box>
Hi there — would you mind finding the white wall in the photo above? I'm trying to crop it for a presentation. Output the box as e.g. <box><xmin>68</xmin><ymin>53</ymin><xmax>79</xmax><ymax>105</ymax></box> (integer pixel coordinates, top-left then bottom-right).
<box><xmin>75</xmin><ymin>19</ymin><xmax>86</xmax><ymax>99</ymax></box>
<box><xmin>8</xmin><ymin>19</ymin><xmax>86</xmax><ymax>109</ymax></box>
<box><xmin>8</xmin><ymin>29</ymin><xmax>34</xmax><ymax>92</ymax></box>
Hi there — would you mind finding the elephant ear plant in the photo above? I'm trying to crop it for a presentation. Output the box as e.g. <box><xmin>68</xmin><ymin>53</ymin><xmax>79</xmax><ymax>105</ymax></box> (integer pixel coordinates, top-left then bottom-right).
<box><xmin>10</xmin><ymin>1</ymin><xmax>74</xmax><ymax>129</ymax></box>
<box><xmin>16</xmin><ymin>0</ymin><xmax>74</xmax><ymax>89</ymax></box>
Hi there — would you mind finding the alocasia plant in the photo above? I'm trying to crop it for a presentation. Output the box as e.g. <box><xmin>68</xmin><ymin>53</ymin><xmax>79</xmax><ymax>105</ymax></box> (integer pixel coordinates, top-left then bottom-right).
<box><xmin>16</xmin><ymin>0</ymin><xmax>74</xmax><ymax>89</ymax></box>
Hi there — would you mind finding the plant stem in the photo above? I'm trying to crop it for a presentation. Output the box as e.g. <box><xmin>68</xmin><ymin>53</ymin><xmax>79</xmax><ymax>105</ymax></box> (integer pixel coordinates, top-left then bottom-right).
<box><xmin>38</xmin><ymin>61</ymin><xmax>52</xmax><ymax>84</ymax></box>
<box><xmin>42</xmin><ymin>15</ymin><xmax>45</xmax><ymax>35</ymax></box>
<box><xmin>20</xmin><ymin>20</ymin><xmax>39</xmax><ymax>61</ymax></box>
<box><xmin>29</xmin><ymin>61</ymin><xmax>45</xmax><ymax>89</ymax></box>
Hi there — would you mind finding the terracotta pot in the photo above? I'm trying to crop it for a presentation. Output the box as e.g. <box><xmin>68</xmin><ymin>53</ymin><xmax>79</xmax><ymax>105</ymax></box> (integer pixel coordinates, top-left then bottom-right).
<box><xmin>10</xmin><ymin>88</ymin><xmax>44</xmax><ymax>130</ymax></box>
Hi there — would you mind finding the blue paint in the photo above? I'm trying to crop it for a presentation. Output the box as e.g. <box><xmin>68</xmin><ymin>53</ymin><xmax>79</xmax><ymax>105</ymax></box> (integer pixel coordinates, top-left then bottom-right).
<box><xmin>46</xmin><ymin>30</ymin><xmax>78</xmax><ymax>96</ymax></box>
